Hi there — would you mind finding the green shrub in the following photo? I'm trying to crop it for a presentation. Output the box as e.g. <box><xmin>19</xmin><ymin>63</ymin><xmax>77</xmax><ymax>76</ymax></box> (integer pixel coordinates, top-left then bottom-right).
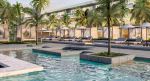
<box><xmin>93</xmin><ymin>52</ymin><xmax>125</xmax><ymax>57</ymax></box>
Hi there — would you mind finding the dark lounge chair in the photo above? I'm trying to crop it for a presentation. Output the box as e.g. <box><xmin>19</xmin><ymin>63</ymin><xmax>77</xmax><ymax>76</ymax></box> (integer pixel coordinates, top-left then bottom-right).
<box><xmin>143</xmin><ymin>41</ymin><xmax>150</xmax><ymax>46</ymax></box>
<box><xmin>112</xmin><ymin>38</ymin><xmax>127</xmax><ymax>44</ymax></box>
<box><xmin>127</xmin><ymin>38</ymin><xmax>143</xmax><ymax>45</ymax></box>
<box><xmin>82</xmin><ymin>36</ymin><xmax>93</xmax><ymax>45</ymax></box>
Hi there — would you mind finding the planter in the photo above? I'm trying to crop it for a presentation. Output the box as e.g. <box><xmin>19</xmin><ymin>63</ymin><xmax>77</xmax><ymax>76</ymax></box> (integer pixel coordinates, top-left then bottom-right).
<box><xmin>80</xmin><ymin>53</ymin><xmax>135</xmax><ymax>64</ymax></box>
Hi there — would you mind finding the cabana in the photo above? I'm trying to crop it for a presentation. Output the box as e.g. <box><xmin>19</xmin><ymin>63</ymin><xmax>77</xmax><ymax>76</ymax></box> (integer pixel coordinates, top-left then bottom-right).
<box><xmin>39</xmin><ymin>28</ymin><xmax>52</xmax><ymax>38</ymax></box>
<box><xmin>141</xmin><ymin>22</ymin><xmax>150</xmax><ymax>46</ymax></box>
<box><xmin>121</xmin><ymin>24</ymin><xmax>135</xmax><ymax>39</ymax></box>
<box><xmin>61</xmin><ymin>27</ymin><xmax>69</xmax><ymax>38</ymax></box>
<box><xmin>77</xmin><ymin>26</ymin><xmax>87</xmax><ymax>38</ymax></box>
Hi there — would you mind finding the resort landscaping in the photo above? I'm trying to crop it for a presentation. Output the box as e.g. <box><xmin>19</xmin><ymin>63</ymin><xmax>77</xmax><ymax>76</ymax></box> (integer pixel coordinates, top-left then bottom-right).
<box><xmin>80</xmin><ymin>52</ymin><xmax>135</xmax><ymax>64</ymax></box>
<box><xmin>0</xmin><ymin>0</ymin><xmax>150</xmax><ymax>81</ymax></box>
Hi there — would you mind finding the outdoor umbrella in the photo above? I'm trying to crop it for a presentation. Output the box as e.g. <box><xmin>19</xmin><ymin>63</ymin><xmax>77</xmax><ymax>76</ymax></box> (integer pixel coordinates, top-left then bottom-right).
<box><xmin>69</xmin><ymin>22</ymin><xmax>76</xmax><ymax>37</ymax></box>
<box><xmin>77</xmin><ymin>26</ymin><xmax>86</xmax><ymax>38</ymax></box>
<box><xmin>141</xmin><ymin>22</ymin><xmax>150</xmax><ymax>46</ymax></box>
<box><xmin>61</xmin><ymin>27</ymin><xmax>69</xmax><ymax>38</ymax></box>
<box><xmin>39</xmin><ymin>28</ymin><xmax>47</xmax><ymax>38</ymax></box>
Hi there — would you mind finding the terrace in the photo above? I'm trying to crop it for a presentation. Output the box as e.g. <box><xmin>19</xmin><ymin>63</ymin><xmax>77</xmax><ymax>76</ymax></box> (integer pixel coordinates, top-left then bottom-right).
<box><xmin>0</xmin><ymin>0</ymin><xmax>150</xmax><ymax>81</ymax></box>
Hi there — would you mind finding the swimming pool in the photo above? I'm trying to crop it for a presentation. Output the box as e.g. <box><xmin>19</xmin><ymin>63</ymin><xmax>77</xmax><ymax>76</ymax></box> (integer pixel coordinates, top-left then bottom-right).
<box><xmin>0</xmin><ymin>50</ymin><xmax>149</xmax><ymax>81</ymax></box>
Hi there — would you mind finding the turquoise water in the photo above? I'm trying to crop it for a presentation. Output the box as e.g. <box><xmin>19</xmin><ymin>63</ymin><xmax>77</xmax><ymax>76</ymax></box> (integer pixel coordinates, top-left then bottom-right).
<box><xmin>0</xmin><ymin>50</ymin><xmax>149</xmax><ymax>81</ymax></box>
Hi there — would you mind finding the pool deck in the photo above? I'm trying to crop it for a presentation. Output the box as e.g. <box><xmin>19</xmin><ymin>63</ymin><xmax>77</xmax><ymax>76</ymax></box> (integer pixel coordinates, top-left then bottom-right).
<box><xmin>0</xmin><ymin>43</ymin><xmax>149</xmax><ymax>59</ymax></box>
<box><xmin>0</xmin><ymin>44</ymin><xmax>39</xmax><ymax>51</ymax></box>
<box><xmin>0</xmin><ymin>54</ymin><xmax>43</xmax><ymax>77</ymax></box>
<box><xmin>33</xmin><ymin>48</ymin><xmax>82</xmax><ymax>56</ymax></box>
<box><xmin>36</xmin><ymin>43</ymin><xmax>150</xmax><ymax>60</ymax></box>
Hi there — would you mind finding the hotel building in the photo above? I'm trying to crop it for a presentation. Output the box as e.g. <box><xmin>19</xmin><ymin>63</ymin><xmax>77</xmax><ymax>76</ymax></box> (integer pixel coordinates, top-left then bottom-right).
<box><xmin>1</xmin><ymin>0</ymin><xmax>149</xmax><ymax>41</ymax></box>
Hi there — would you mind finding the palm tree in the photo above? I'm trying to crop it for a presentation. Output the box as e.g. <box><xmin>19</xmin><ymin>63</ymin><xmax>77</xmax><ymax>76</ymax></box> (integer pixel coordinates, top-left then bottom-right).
<box><xmin>96</xmin><ymin>0</ymin><xmax>127</xmax><ymax>55</ymax></box>
<box><xmin>55</xmin><ymin>18</ymin><xmax>63</xmax><ymax>37</ymax></box>
<box><xmin>25</xmin><ymin>0</ymin><xmax>49</xmax><ymax>45</ymax></box>
<box><xmin>75</xmin><ymin>8</ymin><xmax>87</xmax><ymax>27</ymax></box>
<box><xmin>47</xmin><ymin>14</ymin><xmax>57</xmax><ymax>28</ymax></box>
<box><xmin>88</xmin><ymin>10</ymin><xmax>102</xmax><ymax>37</ymax></box>
<box><xmin>62</xmin><ymin>12</ymin><xmax>71</xmax><ymax>37</ymax></box>
<box><xmin>131</xmin><ymin>0</ymin><xmax>150</xmax><ymax>39</ymax></box>
<box><xmin>0</xmin><ymin>1</ymin><xmax>12</xmax><ymax>39</ymax></box>
<box><xmin>62</xmin><ymin>12</ymin><xmax>71</xmax><ymax>27</ymax></box>
<box><xmin>45</xmin><ymin>14</ymin><xmax>57</xmax><ymax>36</ymax></box>
<box><xmin>75</xmin><ymin>8</ymin><xmax>88</xmax><ymax>38</ymax></box>
<box><xmin>131</xmin><ymin>0</ymin><xmax>150</xmax><ymax>25</ymax></box>
<box><xmin>0</xmin><ymin>0</ymin><xmax>5</xmax><ymax>7</ymax></box>
<box><xmin>13</xmin><ymin>2</ymin><xmax>25</xmax><ymax>41</ymax></box>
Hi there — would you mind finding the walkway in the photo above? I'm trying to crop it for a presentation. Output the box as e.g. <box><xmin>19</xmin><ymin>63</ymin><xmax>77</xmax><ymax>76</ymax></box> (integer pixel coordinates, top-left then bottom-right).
<box><xmin>0</xmin><ymin>43</ymin><xmax>149</xmax><ymax>59</ymax></box>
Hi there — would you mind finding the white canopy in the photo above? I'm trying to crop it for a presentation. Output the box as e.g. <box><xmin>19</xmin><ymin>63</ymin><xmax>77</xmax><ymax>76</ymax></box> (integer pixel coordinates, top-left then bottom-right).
<box><xmin>61</xmin><ymin>27</ymin><xmax>69</xmax><ymax>30</ymax></box>
<box><xmin>40</xmin><ymin>28</ymin><xmax>47</xmax><ymax>31</ymax></box>
<box><xmin>39</xmin><ymin>28</ymin><xmax>52</xmax><ymax>32</ymax></box>
<box><xmin>77</xmin><ymin>26</ymin><xmax>86</xmax><ymax>29</ymax></box>
<box><xmin>121</xmin><ymin>24</ymin><xmax>135</xmax><ymax>29</ymax></box>
<box><xmin>43</xmin><ymin>30</ymin><xmax>52</xmax><ymax>33</ymax></box>
<box><xmin>141</xmin><ymin>22</ymin><xmax>150</xmax><ymax>28</ymax></box>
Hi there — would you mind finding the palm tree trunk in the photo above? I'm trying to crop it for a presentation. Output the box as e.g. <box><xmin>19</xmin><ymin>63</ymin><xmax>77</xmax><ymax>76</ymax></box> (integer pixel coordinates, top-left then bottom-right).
<box><xmin>52</xmin><ymin>29</ymin><xmax>54</xmax><ymax>37</ymax></box>
<box><xmin>74</xmin><ymin>29</ymin><xmax>75</xmax><ymax>38</ymax></box>
<box><xmin>102</xmin><ymin>27</ymin><xmax>104</xmax><ymax>38</ymax></box>
<box><xmin>2</xmin><ymin>21</ymin><xmax>8</xmax><ymax>39</ymax></box>
<box><xmin>60</xmin><ymin>30</ymin><xmax>61</xmax><ymax>37</ymax></box>
<box><xmin>56</xmin><ymin>29</ymin><xmax>57</xmax><ymax>37</ymax></box>
<box><xmin>68</xmin><ymin>30</ymin><xmax>69</xmax><ymax>37</ymax></box>
<box><xmin>107</xmin><ymin>0</ymin><xmax>111</xmax><ymax>55</ymax></box>
<box><xmin>112</xmin><ymin>27</ymin><xmax>113</xmax><ymax>39</ymax></box>
<box><xmin>20</xmin><ymin>26</ymin><xmax>22</xmax><ymax>42</ymax></box>
<box><xmin>35</xmin><ymin>24</ymin><xmax>38</xmax><ymax>45</ymax></box>
<box><xmin>2</xmin><ymin>23</ymin><xmax>6</xmax><ymax>39</ymax></box>
<box><xmin>120</xmin><ymin>28</ymin><xmax>122</xmax><ymax>38</ymax></box>
<box><xmin>146</xmin><ymin>27</ymin><xmax>148</xmax><ymax>46</ymax></box>
<box><xmin>90</xmin><ymin>27</ymin><xmax>92</xmax><ymax>37</ymax></box>
<box><xmin>141</xmin><ymin>28</ymin><xmax>143</xmax><ymax>39</ymax></box>
<box><xmin>30</xmin><ymin>27</ymin><xmax>32</xmax><ymax>38</ymax></box>
<box><xmin>16</xmin><ymin>27</ymin><xmax>18</xmax><ymax>41</ymax></box>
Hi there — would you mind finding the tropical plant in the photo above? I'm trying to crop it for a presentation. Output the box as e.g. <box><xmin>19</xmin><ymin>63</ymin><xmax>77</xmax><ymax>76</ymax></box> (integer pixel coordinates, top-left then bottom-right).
<box><xmin>88</xmin><ymin>10</ymin><xmax>102</xmax><ymax>37</ymax></box>
<box><xmin>61</xmin><ymin>12</ymin><xmax>71</xmax><ymax>37</ymax></box>
<box><xmin>96</xmin><ymin>0</ymin><xmax>127</xmax><ymax>55</ymax></box>
<box><xmin>131</xmin><ymin>0</ymin><xmax>150</xmax><ymax>25</ymax></box>
<box><xmin>12</xmin><ymin>2</ymin><xmax>25</xmax><ymax>41</ymax></box>
<box><xmin>47</xmin><ymin>14</ymin><xmax>57</xmax><ymax>29</ymax></box>
<box><xmin>24</xmin><ymin>0</ymin><xmax>49</xmax><ymax>45</ymax></box>
<box><xmin>44</xmin><ymin>14</ymin><xmax>57</xmax><ymax>36</ymax></box>
<box><xmin>0</xmin><ymin>0</ymin><xmax>5</xmax><ymax>7</ymax></box>
<box><xmin>88</xmin><ymin>10</ymin><xmax>101</xmax><ymax>27</ymax></box>
<box><xmin>62</xmin><ymin>12</ymin><xmax>71</xmax><ymax>27</ymax></box>
<box><xmin>75</xmin><ymin>8</ymin><xmax>87</xmax><ymax>27</ymax></box>
<box><xmin>74</xmin><ymin>8</ymin><xmax>89</xmax><ymax>37</ymax></box>
<box><xmin>0</xmin><ymin>0</ymin><xmax>13</xmax><ymax>39</ymax></box>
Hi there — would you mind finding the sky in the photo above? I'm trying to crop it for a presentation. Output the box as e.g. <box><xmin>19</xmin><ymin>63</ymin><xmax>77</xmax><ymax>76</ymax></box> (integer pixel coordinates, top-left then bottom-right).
<box><xmin>7</xmin><ymin>0</ymin><xmax>94</xmax><ymax>12</ymax></box>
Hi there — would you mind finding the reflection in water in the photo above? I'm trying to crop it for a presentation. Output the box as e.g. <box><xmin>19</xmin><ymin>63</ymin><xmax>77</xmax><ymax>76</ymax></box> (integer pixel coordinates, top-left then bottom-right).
<box><xmin>0</xmin><ymin>50</ymin><xmax>38</xmax><ymax>64</ymax></box>
<box><xmin>0</xmin><ymin>50</ymin><xmax>149</xmax><ymax>81</ymax></box>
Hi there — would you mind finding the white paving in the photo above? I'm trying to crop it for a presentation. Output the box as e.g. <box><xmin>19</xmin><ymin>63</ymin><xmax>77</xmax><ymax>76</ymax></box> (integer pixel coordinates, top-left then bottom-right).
<box><xmin>0</xmin><ymin>43</ymin><xmax>149</xmax><ymax>59</ymax></box>
<box><xmin>0</xmin><ymin>54</ymin><xmax>43</xmax><ymax>77</ymax></box>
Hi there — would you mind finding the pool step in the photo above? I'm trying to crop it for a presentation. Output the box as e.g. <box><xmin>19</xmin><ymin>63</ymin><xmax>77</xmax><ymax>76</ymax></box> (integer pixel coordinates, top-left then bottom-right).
<box><xmin>0</xmin><ymin>54</ymin><xmax>43</xmax><ymax>77</ymax></box>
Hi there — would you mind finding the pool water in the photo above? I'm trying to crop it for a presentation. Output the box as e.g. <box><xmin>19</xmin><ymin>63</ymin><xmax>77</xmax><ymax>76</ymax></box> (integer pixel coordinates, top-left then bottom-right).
<box><xmin>0</xmin><ymin>50</ymin><xmax>150</xmax><ymax>81</ymax></box>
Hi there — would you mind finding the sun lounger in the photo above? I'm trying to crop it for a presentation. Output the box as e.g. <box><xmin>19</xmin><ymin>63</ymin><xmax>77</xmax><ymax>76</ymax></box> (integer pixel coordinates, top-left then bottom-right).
<box><xmin>112</xmin><ymin>38</ymin><xmax>127</xmax><ymax>44</ymax></box>
<box><xmin>82</xmin><ymin>37</ymin><xmax>93</xmax><ymax>45</ymax></box>
<box><xmin>62</xmin><ymin>37</ymin><xmax>71</xmax><ymax>41</ymax></box>
<box><xmin>131</xmin><ymin>38</ymin><xmax>143</xmax><ymax>45</ymax></box>
<box><xmin>51</xmin><ymin>37</ymin><xmax>61</xmax><ymax>41</ymax></box>
<box><xmin>43</xmin><ymin>37</ymin><xmax>52</xmax><ymax>40</ymax></box>
<box><xmin>143</xmin><ymin>41</ymin><xmax>150</xmax><ymax>46</ymax></box>
<box><xmin>127</xmin><ymin>38</ymin><xmax>143</xmax><ymax>45</ymax></box>
<box><xmin>41</xmin><ymin>37</ymin><xmax>50</xmax><ymax>42</ymax></box>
